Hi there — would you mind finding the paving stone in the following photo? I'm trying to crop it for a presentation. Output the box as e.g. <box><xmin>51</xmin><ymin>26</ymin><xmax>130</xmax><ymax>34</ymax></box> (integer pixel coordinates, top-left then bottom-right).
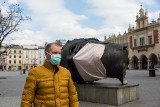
<box><xmin>0</xmin><ymin>70</ymin><xmax>160</xmax><ymax>107</ymax></box>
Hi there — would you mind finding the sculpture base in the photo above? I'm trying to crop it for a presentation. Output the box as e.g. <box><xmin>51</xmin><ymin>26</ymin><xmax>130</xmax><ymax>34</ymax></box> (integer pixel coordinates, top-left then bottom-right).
<box><xmin>75</xmin><ymin>83</ymin><xmax>139</xmax><ymax>106</ymax></box>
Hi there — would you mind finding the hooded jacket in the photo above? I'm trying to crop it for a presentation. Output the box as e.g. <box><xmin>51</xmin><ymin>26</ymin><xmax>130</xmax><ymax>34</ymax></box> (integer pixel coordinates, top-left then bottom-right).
<box><xmin>21</xmin><ymin>60</ymin><xmax>79</xmax><ymax>107</ymax></box>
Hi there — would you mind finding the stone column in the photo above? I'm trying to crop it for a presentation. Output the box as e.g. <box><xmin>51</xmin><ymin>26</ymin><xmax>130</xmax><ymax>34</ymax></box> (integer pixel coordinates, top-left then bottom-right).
<box><xmin>147</xmin><ymin>59</ymin><xmax>151</xmax><ymax>70</ymax></box>
<box><xmin>158</xmin><ymin>58</ymin><xmax>160</xmax><ymax>67</ymax></box>
<box><xmin>129</xmin><ymin>60</ymin><xmax>133</xmax><ymax>69</ymax></box>
<box><xmin>138</xmin><ymin>60</ymin><xmax>142</xmax><ymax>69</ymax></box>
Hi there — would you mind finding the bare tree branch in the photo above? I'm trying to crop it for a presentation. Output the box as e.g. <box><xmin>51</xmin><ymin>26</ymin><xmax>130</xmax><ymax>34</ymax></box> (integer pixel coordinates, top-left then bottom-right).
<box><xmin>0</xmin><ymin>3</ymin><xmax>31</xmax><ymax>57</ymax></box>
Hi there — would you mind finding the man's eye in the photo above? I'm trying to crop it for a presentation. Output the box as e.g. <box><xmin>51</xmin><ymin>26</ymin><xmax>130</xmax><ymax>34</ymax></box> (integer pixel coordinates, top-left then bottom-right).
<box><xmin>52</xmin><ymin>52</ymin><xmax>61</xmax><ymax>54</ymax></box>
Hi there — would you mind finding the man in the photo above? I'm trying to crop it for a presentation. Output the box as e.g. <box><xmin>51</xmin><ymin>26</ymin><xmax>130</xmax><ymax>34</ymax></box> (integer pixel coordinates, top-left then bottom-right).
<box><xmin>21</xmin><ymin>43</ymin><xmax>79</xmax><ymax>107</ymax></box>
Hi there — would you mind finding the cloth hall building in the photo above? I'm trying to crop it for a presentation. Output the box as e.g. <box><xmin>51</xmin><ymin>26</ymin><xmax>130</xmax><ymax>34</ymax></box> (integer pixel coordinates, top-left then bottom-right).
<box><xmin>105</xmin><ymin>6</ymin><xmax>160</xmax><ymax>70</ymax></box>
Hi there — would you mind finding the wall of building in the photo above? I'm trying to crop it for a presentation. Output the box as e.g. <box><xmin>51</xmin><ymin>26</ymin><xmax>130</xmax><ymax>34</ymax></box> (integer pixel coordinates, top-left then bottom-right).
<box><xmin>3</xmin><ymin>44</ymin><xmax>45</xmax><ymax>71</ymax></box>
<box><xmin>105</xmin><ymin>6</ymin><xmax>160</xmax><ymax>70</ymax></box>
<box><xmin>128</xmin><ymin>25</ymin><xmax>160</xmax><ymax>69</ymax></box>
<box><xmin>38</xmin><ymin>48</ymin><xmax>45</xmax><ymax>65</ymax></box>
<box><xmin>23</xmin><ymin>45</ymin><xmax>39</xmax><ymax>70</ymax></box>
<box><xmin>6</xmin><ymin>48</ymin><xmax>23</xmax><ymax>70</ymax></box>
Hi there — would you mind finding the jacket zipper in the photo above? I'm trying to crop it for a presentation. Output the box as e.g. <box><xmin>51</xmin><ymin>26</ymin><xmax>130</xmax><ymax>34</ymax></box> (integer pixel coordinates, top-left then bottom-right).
<box><xmin>40</xmin><ymin>103</ymin><xmax>42</xmax><ymax>107</ymax></box>
<box><xmin>53</xmin><ymin>72</ymin><xmax>56</xmax><ymax>107</ymax></box>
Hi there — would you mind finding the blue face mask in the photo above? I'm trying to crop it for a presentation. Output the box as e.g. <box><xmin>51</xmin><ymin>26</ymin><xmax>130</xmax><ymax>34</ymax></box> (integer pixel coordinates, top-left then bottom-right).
<box><xmin>50</xmin><ymin>54</ymin><xmax>61</xmax><ymax>65</ymax></box>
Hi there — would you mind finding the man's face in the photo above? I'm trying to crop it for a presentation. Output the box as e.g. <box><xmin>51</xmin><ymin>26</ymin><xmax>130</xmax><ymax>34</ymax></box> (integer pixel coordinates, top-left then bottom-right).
<box><xmin>45</xmin><ymin>44</ymin><xmax>61</xmax><ymax>60</ymax></box>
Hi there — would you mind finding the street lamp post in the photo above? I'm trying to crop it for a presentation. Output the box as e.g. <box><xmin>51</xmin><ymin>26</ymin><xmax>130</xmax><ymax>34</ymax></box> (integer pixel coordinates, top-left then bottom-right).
<box><xmin>22</xmin><ymin>63</ymin><xmax>26</xmax><ymax>74</ymax></box>
<box><xmin>2</xmin><ymin>57</ymin><xmax>5</xmax><ymax>71</ymax></box>
<box><xmin>0</xmin><ymin>56</ymin><xmax>6</xmax><ymax>71</ymax></box>
<box><xmin>157</xmin><ymin>53</ymin><xmax>160</xmax><ymax>67</ymax></box>
<box><xmin>32</xmin><ymin>58</ymin><xmax>37</xmax><ymax>68</ymax></box>
<box><xmin>23</xmin><ymin>63</ymin><xmax>26</xmax><ymax>74</ymax></box>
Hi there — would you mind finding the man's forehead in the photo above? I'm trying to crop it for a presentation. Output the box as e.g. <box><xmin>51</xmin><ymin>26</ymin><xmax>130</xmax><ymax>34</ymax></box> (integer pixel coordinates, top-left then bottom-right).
<box><xmin>50</xmin><ymin>44</ymin><xmax>61</xmax><ymax>51</ymax></box>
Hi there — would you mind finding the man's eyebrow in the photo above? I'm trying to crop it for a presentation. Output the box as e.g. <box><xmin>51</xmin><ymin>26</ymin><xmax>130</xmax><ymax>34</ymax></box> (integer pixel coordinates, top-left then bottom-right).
<box><xmin>52</xmin><ymin>52</ymin><xmax>61</xmax><ymax>53</ymax></box>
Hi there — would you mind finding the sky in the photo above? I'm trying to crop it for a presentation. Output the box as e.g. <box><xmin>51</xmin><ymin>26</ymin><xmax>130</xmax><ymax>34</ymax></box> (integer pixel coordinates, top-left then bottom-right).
<box><xmin>1</xmin><ymin>0</ymin><xmax>160</xmax><ymax>46</ymax></box>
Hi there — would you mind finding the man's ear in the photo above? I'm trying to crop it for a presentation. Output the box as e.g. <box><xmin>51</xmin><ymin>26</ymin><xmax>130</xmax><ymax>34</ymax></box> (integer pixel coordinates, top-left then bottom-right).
<box><xmin>45</xmin><ymin>51</ymin><xmax>47</xmax><ymax>56</ymax></box>
<box><xmin>45</xmin><ymin>52</ymin><xmax>50</xmax><ymax>60</ymax></box>
<box><xmin>44</xmin><ymin>52</ymin><xmax>47</xmax><ymax>58</ymax></box>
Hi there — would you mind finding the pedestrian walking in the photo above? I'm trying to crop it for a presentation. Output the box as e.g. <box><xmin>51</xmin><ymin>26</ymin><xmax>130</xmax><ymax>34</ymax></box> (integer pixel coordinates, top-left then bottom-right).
<box><xmin>21</xmin><ymin>42</ymin><xmax>79</xmax><ymax>107</ymax></box>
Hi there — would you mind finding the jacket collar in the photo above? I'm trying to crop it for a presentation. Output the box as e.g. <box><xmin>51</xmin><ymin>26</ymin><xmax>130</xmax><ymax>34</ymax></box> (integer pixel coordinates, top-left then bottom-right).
<box><xmin>43</xmin><ymin>60</ymin><xmax>60</xmax><ymax>70</ymax></box>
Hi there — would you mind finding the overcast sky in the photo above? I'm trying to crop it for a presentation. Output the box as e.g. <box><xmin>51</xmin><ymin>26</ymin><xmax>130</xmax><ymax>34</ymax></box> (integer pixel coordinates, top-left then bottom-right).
<box><xmin>1</xmin><ymin>0</ymin><xmax>160</xmax><ymax>46</ymax></box>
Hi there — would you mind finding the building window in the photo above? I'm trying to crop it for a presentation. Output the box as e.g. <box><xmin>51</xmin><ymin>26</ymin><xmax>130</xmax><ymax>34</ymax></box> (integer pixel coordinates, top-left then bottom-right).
<box><xmin>148</xmin><ymin>36</ymin><xmax>152</xmax><ymax>45</ymax></box>
<box><xmin>14</xmin><ymin>55</ymin><xmax>16</xmax><ymax>58</ymax></box>
<box><xmin>9</xmin><ymin>55</ymin><xmax>11</xmax><ymax>58</ymax></box>
<box><xmin>14</xmin><ymin>50</ymin><xmax>16</xmax><ymax>53</ymax></box>
<box><xmin>14</xmin><ymin>60</ymin><xmax>16</xmax><ymax>64</ymax></box>
<box><xmin>19</xmin><ymin>55</ymin><xmax>21</xmax><ymax>58</ymax></box>
<box><xmin>19</xmin><ymin>50</ymin><xmax>21</xmax><ymax>53</ymax></box>
<box><xmin>134</xmin><ymin>39</ymin><xmax>137</xmax><ymax>47</ymax></box>
<box><xmin>26</xmin><ymin>55</ymin><xmax>28</xmax><ymax>58</ymax></box>
<box><xmin>9</xmin><ymin>60</ymin><xmax>11</xmax><ymax>64</ymax></box>
<box><xmin>143</xmin><ymin>21</ymin><xmax>144</xmax><ymax>27</ymax></box>
<box><xmin>8</xmin><ymin>66</ymin><xmax>11</xmax><ymax>70</ymax></box>
<box><xmin>140</xmin><ymin>37</ymin><xmax>145</xmax><ymax>46</ymax></box>
<box><xmin>18</xmin><ymin>66</ymin><xmax>21</xmax><ymax>70</ymax></box>
<box><xmin>19</xmin><ymin>60</ymin><xmax>21</xmax><ymax>64</ymax></box>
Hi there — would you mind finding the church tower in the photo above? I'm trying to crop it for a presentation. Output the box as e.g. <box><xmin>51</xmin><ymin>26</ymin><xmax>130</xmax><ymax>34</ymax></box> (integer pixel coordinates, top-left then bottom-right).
<box><xmin>135</xmin><ymin>5</ymin><xmax>148</xmax><ymax>29</ymax></box>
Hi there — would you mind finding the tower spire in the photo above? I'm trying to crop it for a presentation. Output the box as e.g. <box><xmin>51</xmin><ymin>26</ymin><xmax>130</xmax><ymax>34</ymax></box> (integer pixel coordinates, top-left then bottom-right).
<box><xmin>139</xmin><ymin>4</ymin><xmax>144</xmax><ymax>17</ymax></box>
<box><xmin>158</xmin><ymin>13</ymin><xmax>160</xmax><ymax>23</ymax></box>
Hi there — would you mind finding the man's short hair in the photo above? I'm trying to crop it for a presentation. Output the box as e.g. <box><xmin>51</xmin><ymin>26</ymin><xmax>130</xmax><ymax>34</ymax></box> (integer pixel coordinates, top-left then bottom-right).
<box><xmin>45</xmin><ymin>42</ymin><xmax>60</xmax><ymax>53</ymax></box>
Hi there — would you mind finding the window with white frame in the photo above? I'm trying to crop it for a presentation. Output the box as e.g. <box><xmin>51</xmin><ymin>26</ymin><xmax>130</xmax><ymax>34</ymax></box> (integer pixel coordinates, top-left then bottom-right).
<box><xmin>140</xmin><ymin>37</ymin><xmax>145</xmax><ymax>46</ymax></box>
<box><xmin>134</xmin><ymin>39</ymin><xmax>137</xmax><ymax>47</ymax></box>
<box><xmin>148</xmin><ymin>36</ymin><xmax>152</xmax><ymax>45</ymax></box>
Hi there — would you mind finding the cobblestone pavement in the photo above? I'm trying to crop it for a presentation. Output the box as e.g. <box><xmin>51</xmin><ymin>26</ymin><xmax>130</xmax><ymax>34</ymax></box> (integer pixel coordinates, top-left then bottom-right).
<box><xmin>0</xmin><ymin>70</ymin><xmax>160</xmax><ymax>107</ymax></box>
